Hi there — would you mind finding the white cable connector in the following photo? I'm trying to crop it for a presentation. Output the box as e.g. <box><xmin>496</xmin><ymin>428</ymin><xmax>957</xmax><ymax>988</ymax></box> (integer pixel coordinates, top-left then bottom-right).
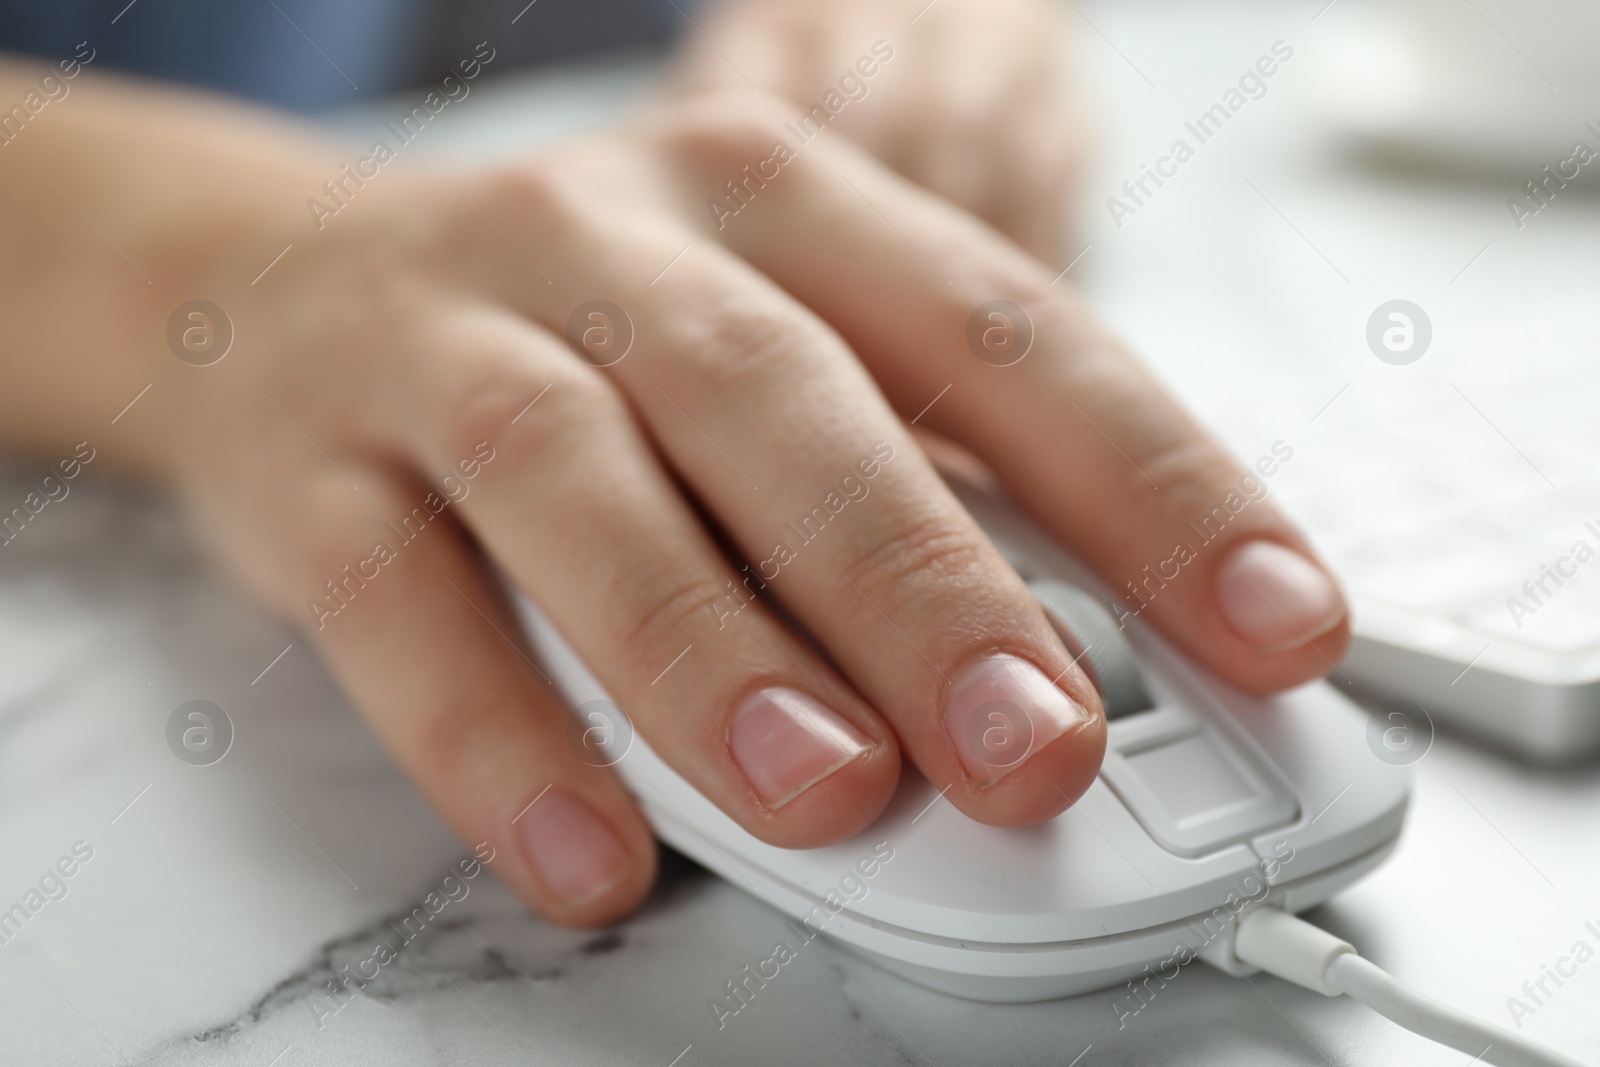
<box><xmin>1230</xmin><ymin>908</ymin><xmax>1587</xmax><ymax>1067</ymax></box>
<box><xmin>1234</xmin><ymin>905</ymin><xmax>1355</xmax><ymax>995</ymax></box>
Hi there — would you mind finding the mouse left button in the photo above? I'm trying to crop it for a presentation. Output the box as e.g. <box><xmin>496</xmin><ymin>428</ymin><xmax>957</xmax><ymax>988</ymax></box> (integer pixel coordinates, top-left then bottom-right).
<box><xmin>1028</xmin><ymin>578</ymin><xmax>1155</xmax><ymax>719</ymax></box>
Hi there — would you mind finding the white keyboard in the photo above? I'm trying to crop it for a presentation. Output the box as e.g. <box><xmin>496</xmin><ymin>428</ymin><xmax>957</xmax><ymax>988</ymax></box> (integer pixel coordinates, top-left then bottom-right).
<box><xmin>1074</xmin><ymin>0</ymin><xmax>1600</xmax><ymax>756</ymax></box>
<box><xmin>1164</xmin><ymin>309</ymin><xmax>1600</xmax><ymax>758</ymax></box>
<box><xmin>1280</xmin><ymin>317</ymin><xmax>1600</xmax><ymax>656</ymax></box>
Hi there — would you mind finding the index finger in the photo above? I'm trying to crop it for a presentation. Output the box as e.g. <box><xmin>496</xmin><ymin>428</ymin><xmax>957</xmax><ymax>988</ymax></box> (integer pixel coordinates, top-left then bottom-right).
<box><xmin>677</xmin><ymin>98</ymin><xmax>1350</xmax><ymax>695</ymax></box>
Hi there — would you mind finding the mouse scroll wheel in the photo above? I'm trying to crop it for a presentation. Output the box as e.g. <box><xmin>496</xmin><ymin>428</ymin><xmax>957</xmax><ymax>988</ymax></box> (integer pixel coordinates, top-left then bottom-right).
<box><xmin>1027</xmin><ymin>578</ymin><xmax>1154</xmax><ymax>720</ymax></box>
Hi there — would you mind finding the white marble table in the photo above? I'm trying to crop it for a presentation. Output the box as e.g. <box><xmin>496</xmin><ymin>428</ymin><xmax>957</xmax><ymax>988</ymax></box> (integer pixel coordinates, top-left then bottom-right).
<box><xmin>4</xmin><ymin>1</ymin><xmax>1599</xmax><ymax>1064</ymax></box>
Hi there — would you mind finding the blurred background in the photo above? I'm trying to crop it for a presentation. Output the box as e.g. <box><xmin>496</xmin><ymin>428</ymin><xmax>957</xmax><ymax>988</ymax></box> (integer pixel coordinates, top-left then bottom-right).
<box><xmin>0</xmin><ymin>0</ymin><xmax>683</xmax><ymax>109</ymax></box>
<box><xmin>1</xmin><ymin>1</ymin><xmax>1597</xmax><ymax>1064</ymax></box>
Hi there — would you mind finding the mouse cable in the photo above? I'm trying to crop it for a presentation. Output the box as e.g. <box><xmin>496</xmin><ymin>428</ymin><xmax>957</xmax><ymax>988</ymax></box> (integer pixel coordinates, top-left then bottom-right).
<box><xmin>1228</xmin><ymin>907</ymin><xmax>1587</xmax><ymax>1067</ymax></box>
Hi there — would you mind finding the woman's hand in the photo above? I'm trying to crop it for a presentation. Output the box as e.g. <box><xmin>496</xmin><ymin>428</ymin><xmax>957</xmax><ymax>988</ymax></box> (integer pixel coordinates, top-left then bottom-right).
<box><xmin>0</xmin><ymin>67</ymin><xmax>1348</xmax><ymax>928</ymax></box>
<box><xmin>672</xmin><ymin>0</ymin><xmax>1084</xmax><ymax>262</ymax></box>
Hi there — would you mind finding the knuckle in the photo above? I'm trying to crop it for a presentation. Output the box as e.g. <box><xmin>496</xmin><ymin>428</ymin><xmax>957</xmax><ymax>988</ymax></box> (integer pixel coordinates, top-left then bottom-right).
<box><xmin>443</xmin><ymin>162</ymin><xmax>592</xmax><ymax>262</ymax></box>
<box><xmin>658</xmin><ymin>88</ymin><xmax>795</xmax><ymax>168</ymax></box>
<box><xmin>477</xmin><ymin>159</ymin><xmax>581</xmax><ymax>220</ymax></box>
<box><xmin>1053</xmin><ymin>363</ymin><xmax>1232</xmax><ymax>521</ymax></box>
<box><xmin>411</xmin><ymin>690</ymin><xmax>479</xmax><ymax>781</ymax></box>
<box><xmin>998</xmin><ymin>274</ymin><xmax>1061</xmax><ymax>324</ymax></box>
<box><xmin>666</xmin><ymin>303</ymin><xmax>818</xmax><ymax>396</ymax></box>
<box><xmin>412</xmin><ymin>688</ymin><xmax>523</xmax><ymax>788</ymax></box>
<box><xmin>287</xmin><ymin>477</ymin><xmax>409</xmax><ymax>610</ymax></box>
<box><xmin>842</xmin><ymin>510</ymin><xmax>990</xmax><ymax>619</ymax></box>
<box><xmin>621</xmin><ymin>572</ymin><xmax>734</xmax><ymax>673</ymax></box>
<box><xmin>1139</xmin><ymin>434</ymin><xmax>1243</xmax><ymax>518</ymax></box>
<box><xmin>460</xmin><ymin>150</ymin><xmax>650</xmax><ymax>254</ymax></box>
<box><xmin>434</xmin><ymin>349</ymin><xmax>618</xmax><ymax>468</ymax></box>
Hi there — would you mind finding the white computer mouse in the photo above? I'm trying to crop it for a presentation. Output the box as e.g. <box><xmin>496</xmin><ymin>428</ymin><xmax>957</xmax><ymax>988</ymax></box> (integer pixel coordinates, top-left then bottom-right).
<box><xmin>513</xmin><ymin>477</ymin><xmax>1411</xmax><ymax>1003</ymax></box>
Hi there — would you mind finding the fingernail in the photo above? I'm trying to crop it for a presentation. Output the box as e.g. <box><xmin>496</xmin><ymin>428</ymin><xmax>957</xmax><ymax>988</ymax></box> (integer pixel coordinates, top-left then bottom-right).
<box><xmin>729</xmin><ymin>688</ymin><xmax>871</xmax><ymax>808</ymax></box>
<box><xmin>517</xmin><ymin>788</ymin><xmax>634</xmax><ymax>911</ymax></box>
<box><xmin>945</xmin><ymin>653</ymin><xmax>1091</xmax><ymax>787</ymax></box>
<box><xmin>1215</xmin><ymin>540</ymin><xmax>1346</xmax><ymax>654</ymax></box>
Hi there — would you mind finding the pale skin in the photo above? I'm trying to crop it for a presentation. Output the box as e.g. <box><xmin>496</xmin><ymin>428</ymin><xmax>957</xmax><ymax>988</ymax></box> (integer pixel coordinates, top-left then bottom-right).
<box><xmin>0</xmin><ymin>0</ymin><xmax>1349</xmax><ymax>926</ymax></box>
<box><xmin>673</xmin><ymin>0</ymin><xmax>1083</xmax><ymax>260</ymax></box>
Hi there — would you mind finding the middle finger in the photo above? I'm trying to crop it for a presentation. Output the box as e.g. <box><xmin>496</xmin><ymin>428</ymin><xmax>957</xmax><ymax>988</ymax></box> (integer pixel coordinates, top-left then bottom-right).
<box><xmin>477</xmin><ymin>137</ymin><xmax>1107</xmax><ymax>826</ymax></box>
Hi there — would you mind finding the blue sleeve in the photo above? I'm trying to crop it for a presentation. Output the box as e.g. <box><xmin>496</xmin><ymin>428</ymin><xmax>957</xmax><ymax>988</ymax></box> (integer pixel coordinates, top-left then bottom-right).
<box><xmin>0</xmin><ymin>0</ymin><xmax>432</xmax><ymax>110</ymax></box>
<box><xmin>0</xmin><ymin>0</ymin><xmax>694</xmax><ymax>111</ymax></box>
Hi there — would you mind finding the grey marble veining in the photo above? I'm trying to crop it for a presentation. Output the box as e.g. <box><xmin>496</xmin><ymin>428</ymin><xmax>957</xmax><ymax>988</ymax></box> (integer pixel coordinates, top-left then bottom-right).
<box><xmin>7</xmin><ymin>1</ymin><xmax>1600</xmax><ymax>1063</ymax></box>
<box><xmin>3</xmin><ymin>450</ymin><xmax>1599</xmax><ymax>1067</ymax></box>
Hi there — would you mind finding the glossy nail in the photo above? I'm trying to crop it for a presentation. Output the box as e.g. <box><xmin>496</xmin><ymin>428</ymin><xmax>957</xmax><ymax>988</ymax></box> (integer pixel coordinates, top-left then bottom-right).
<box><xmin>517</xmin><ymin>788</ymin><xmax>633</xmax><ymax>911</ymax></box>
<box><xmin>1215</xmin><ymin>540</ymin><xmax>1346</xmax><ymax>654</ymax></box>
<box><xmin>946</xmin><ymin>652</ymin><xmax>1090</xmax><ymax>786</ymax></box>
<box><xmin>729</xmin><ymin>688</ymin><xmax>871</xmax><ymax>808</ymax></box>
